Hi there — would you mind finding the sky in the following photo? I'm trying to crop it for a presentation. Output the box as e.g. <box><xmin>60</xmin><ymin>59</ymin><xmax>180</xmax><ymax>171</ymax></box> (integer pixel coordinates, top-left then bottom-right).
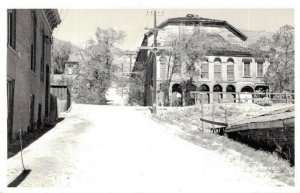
<box><xmin>52</xmin><ymin>9</ymin><xmax>292</xmax><ymax>51</ymax></box>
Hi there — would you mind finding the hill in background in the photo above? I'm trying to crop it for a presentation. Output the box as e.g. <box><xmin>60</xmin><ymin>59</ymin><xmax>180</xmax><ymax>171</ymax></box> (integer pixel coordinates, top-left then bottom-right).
<box><xmin>240</xmin><ymin>29</ymin><xmax>274</xmax><ymax>47</ymax></box>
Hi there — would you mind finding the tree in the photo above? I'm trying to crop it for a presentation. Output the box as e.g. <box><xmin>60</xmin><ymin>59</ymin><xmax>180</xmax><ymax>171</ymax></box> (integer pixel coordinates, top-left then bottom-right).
<box><xmin>52</xmin><ymin>39</ymin><xmax>72</xmax><ymax>74</ymax></box>
<box><xmin>128</xmin><ymin>70</ymin><xmax>145</xmax><ymax>106</ymax></box>
<box><xmin>159</xmin><ymin>33</ymin><xmax>186</xmax><ymax>106</ymax></box>
<box><xmin>181</xmin><ymin>30</ymin><xmax>214</xmax><ymax>105</ymax></box>
<box><xmin>161</xmin><ymin>28</ymin><xmax>231</xmax><ymax>106</ymax></box>
<box><xmin>73</xmin><ymin>28</ymin><xmax>126</xmax><ymax>104</ymax></box>
<box><xmin>249</xmin><ymin>25</ymin><xmax>294</xmax><ymax>92</ymax></box>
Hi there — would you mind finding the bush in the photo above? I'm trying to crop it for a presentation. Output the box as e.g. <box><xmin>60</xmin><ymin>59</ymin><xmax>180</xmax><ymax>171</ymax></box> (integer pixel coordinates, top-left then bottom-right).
<box><xmin>254</xmin><ymin>97</ymin><xmax>273</xmax><ymax>106</ymax></box>
<box><xmin>128</xmin><ymin>76</ymin><xmax>144</xmax><ymax>106</ymax></box>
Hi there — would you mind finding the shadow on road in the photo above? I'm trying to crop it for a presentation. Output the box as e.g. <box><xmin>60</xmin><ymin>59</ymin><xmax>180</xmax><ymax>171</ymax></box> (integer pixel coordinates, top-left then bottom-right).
<box><xmin>7</xmin><ymin>118</ymin><xmax>65</xmax><ymax>159</ymax></box>
<box><xmin>8</xmin><ymin>169</ymin><xmax>31</xmax><ymax>187</ymax></box>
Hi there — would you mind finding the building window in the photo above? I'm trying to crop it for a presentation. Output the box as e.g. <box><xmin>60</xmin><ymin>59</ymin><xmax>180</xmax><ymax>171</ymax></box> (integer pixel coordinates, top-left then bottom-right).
<box><xmin>257</xmin><ymin>62</ymin><xmax>263</xmax><ymax>77</ymax></box>
<box><xmin>214</xmin><ymin>58</ymin><xmax>221</xmax><ymax>80</ymax></box>
<box><xmin>159</xmin><ymin>56</ymin><xmax>167</xmax><ymax>79</ymax></box>
<box><xmin>7</xmin><ymin>9</ymin><xmax>17</xmax><ymax>50</ymax></box>
<box><xmin>244</xmin><ymin>62</ymin><xmax>251</xmax><ymax>77</ymax></box>
<box><xmin>40</xmin><ymin>58</ymin><xmax>45</xmax><ymax>81</ymax></box>
<box><xmin>201</xmin><ymin>58</ymin><xmax>209</xmax><ymax>79</ymax></box>
<box><xmin>227</xmin><ymin>58</ymin><xmax>234</xmax><ymax>81</ymax></box>
<box><xmin>173</xmin><ymin>61</ymin><xmax>181</xmax><ymax>74</ymax></box>
<box><xmin>195</xmin><ymin>59</ymin><xmax>201</xmax><ymax>71</ymax></box>
<box><xmin>40</xmin><ymin>30</ymin><xmax>45</xmax><ymax>82</ymax></box>
<box><xmin>68</xmin><ymin>68</ymin><xmax>73</xmax><ymax>75</ymax></box>
<box><xmin>7</xmin><ymin>79</ymin><xmax>15</xmax><ymax>143</ymax></box>
<box><xmin>29</xmin><ymin>94</ymin><xmax>35</xmax><ymax>131</ymax></box>
<box><xmin>31</xmin><ymin>11</ymin><xmax>37</xmax><ymax>72</ymax></box>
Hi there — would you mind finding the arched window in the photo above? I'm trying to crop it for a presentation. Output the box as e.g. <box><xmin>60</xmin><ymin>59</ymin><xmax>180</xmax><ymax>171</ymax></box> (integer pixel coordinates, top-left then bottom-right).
<box><xmin>201</xmin><ymin>58</ymin><xmax>209</xmax><ymax>79</ymax></box>
<box><xmin>173</xmin><ymin>59</ymin><xmax>181</xmax><ymax>74</ymax></box>
<box><xmin>198</xmin><ymin>84</ymin><xmax>210</xmax><ymax>91</ymax></box>
<box><xmin>241</xmin><ymin>86</ymin><xmax>254</xmax><ymax>93</ymax></box>
<box><xmin>227</xmin><ymin>58</ymin><xmax>234</xmax><ymax>81</ymax></box>
<box><xmin>214</xmin><ymin>58</ymin><xmax>221</xmax><ymax>80</ymax></box>
<box><xmin>213</xmin><ymin>84</ymin><xmax>222</xmax><ymax>92</ymax></box>
<box><xmin>226</xmin><ymin>85</ymin><xmax>236</xmax><ymax>92</ymax></box>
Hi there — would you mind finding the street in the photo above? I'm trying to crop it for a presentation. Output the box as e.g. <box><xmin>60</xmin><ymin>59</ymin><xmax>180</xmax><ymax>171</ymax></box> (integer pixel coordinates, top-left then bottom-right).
<box><xmin>7</xmin><ymin>90</ymin><xmax>292</xmax><ymax>191</ymax></box>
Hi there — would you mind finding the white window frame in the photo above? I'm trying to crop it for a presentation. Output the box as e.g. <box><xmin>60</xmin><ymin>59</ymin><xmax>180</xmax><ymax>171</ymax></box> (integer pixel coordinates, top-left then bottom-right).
<box><xmin>243</xmin><ymin>62</ymin><xmax>251</xmax><ymax>77</ymax></box>
<box><xmin>201</xmin><ymin>60</ymin><xmax>209</xmax><ymax>79</ymax></box>
<box><xmin>214</xmin><ymin>59</ymin><xmax>222</xmax><ymax>80</ymax></box>
<box><xmin>256</xmin><ymin>62</ymin><xmax>264</xmax><ymax>77</ymax></box>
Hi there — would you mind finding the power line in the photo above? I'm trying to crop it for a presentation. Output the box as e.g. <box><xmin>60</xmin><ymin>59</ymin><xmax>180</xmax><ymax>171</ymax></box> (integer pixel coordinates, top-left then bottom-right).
<box><xmin>133</xmin><ymin>11</ymin><xmax>152</xmax><ymax>50</ymax></box>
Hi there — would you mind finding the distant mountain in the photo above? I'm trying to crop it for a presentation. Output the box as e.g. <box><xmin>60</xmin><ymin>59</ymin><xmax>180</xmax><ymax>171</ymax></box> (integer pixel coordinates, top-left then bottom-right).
<box><xmin>240</xmin><ymin>29</ymin><xmax>274</xmax><ymax>47</ymax></box>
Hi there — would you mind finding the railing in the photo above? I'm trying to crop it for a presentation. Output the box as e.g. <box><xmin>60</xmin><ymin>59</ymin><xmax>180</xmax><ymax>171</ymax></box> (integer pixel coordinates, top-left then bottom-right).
<box><xmin>198</xmin><ymin>102</ymin><xmax>228</xmax><ymax>134</ymax></box>
<box><xmin>190</xmin><ymin>91</ymin><xmax>294</xmax><ymax>104</ymax></box>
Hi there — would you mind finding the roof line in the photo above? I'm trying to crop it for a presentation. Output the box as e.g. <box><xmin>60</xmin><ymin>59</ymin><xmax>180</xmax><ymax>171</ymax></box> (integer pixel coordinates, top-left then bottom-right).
<box><xmin>145</xmin><ymin>16</ymin><xmax>247</xmax><ymax>41</ymax></box>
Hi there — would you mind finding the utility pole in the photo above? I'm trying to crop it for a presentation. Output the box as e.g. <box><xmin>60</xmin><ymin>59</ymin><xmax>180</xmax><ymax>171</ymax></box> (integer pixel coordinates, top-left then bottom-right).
<box><xmin>148</xmin><ymin>10</ymin><xmax>163</xmax><ymax>115</ymax></box>
<box><xmin>152</xmin><ymin>10</ymin><xmax>158</xmax><ymax>115</ymax></box>
<box><xmin>139</xmin><ymin>10</ymin><xmax>166</xmax><ymax>114</ymax></box>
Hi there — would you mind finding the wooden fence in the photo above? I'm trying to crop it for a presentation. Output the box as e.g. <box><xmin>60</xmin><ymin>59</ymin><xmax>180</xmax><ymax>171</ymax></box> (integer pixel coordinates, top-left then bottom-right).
<box><xmin>190</xmin><ymin>91</ymin><xmax>294</xmax><ymax>104</ymax></box>
<box><xmin>50</xmin><ymin>85</ymin><xmax>71</xmax><ymax>117</ymax></box>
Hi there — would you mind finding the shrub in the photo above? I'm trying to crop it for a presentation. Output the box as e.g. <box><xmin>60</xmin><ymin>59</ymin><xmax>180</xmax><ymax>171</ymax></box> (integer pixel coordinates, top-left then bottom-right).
<box><xmin>128</xmin><ymin>75</ymin><xmax>144</xmax><ymax>106</ymax></box>
<box><xmin>254</xmin><ymin>97</ymin><xmax>273</xmax><ymax>106</ymax></box>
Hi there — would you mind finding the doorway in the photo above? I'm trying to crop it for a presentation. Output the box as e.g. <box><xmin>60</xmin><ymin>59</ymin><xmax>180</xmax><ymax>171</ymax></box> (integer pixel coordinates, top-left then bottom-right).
<box><xmin>7</xmin><ymin>79</ymin><xmax>15</xmax><ymax>143</ymax></box>
<box><xmin>29</xmin><ymin>94</ymin><xmax>35</xmax><ymax>131</ymax></box>
<box><xmin>45</xmin><ymin>65</ymin><xmax>50</xmax><ymax>117</ymax></box>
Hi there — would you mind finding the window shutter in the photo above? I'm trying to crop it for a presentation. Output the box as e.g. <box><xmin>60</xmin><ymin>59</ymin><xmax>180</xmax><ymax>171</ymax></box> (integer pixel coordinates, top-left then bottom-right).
<box><xmin>32</xmin><ymin>11</ymin><xmax>37</xmax><ymax>72</ymax></box>
<box><xmin>40</xmin><ymin>58</ymin><xmax>43</xmax><ymax>81</ymax></box>
<box><xmin>31</xmin><ymin>44</ymin><xmax>34</xmax><ymax>69</ymax></box>
<box><xmin>11</xmin><ymin>10</ymin><xmax>16</xmax><ymax>49</ymax></box>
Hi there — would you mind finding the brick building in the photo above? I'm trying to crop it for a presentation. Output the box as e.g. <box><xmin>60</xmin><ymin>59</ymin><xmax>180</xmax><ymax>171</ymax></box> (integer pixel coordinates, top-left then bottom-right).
<box><xmin>7</xmin><ymin>9</ymin><xmax>61</xmax><ymax>143</ymax></box>
<box><xmin>133</xmin><ymin>15</ymin><xmax>270</xmax><ymax>106</ymax></box>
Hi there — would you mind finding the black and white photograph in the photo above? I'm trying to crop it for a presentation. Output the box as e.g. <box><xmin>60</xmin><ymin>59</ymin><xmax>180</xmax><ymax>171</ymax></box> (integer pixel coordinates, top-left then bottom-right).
<box><xmin>2</xmin><ymin>1</ymin><xmax>299</xmax><ymax>193</ymax></box>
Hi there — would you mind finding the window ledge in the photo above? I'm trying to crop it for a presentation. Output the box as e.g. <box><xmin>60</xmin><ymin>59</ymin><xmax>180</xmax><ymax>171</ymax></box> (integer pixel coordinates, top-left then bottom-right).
<box><xmin>243</xmin><ymin>76</ymin><xmax>252</xmax><ymax>78</ymax></box>
<box><xmin>31</xmin><ymin>70</ymin><xmax>36</xmax><ymax>75</ymax></box>
<box><xmin>8</xmin><ymin>45</ymin><xmax>18</xmax><ymax>56</ymax></box>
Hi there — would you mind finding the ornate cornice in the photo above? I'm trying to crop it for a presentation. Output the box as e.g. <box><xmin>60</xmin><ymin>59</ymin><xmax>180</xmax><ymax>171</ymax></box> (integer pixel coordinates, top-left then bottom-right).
<box><xmin>43</xmin><ymin>9</ymin><xmax>61</xmax><ymax>31</ymax></box>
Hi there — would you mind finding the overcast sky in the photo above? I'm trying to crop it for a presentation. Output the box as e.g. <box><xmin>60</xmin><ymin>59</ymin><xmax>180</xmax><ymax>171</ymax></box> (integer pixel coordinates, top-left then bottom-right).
<box><xmin>53</xmin><ymin>9</ymin><xmax>293</xmax><ymax>51</ymax></box>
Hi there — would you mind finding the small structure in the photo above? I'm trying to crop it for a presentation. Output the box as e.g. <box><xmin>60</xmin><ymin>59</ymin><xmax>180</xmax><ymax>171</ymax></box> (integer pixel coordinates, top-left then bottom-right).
<box><xmin>50</xmin><ymin>85</ymin><xmax>71</xmax><ymax>117</ymax></box>
<box><xmin>226</xmin><ymin>106</ymin><xmax>295</xmax><ymax>165</ymax></box>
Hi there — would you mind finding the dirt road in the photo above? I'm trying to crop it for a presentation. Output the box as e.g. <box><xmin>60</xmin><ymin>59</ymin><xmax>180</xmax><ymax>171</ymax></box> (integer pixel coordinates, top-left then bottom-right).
<box><xmin>7</xmin><ymin>102</ymin><xmax>293</xmax><ymax>192</ymax></box>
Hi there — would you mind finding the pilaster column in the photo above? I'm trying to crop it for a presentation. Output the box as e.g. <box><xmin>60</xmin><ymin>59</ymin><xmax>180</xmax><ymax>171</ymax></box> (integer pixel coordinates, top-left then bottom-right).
<box><xmin>182</xmin><ymin>89</ymin><xmax>186</xmax><ymax>106</ymax></box>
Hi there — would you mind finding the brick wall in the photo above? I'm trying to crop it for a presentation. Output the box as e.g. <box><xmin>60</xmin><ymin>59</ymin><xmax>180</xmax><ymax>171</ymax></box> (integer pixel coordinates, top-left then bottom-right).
<box><xmin>226</xmin><ymin>120</ymin><xmax>294</xmax><ymax>165</ymax></box>
<box><xmin>7</xmin><ymin>9</ymin><xmax>53</xmax><ymax>142</ymax></box>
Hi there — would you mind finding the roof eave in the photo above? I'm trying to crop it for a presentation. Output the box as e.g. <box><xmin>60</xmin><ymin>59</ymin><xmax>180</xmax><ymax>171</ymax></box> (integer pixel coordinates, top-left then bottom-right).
<box><xmin>43</xmin><ymin>9</ymin><xmax>61</xmax><ymax>31</ymax></box>
<box><xmin>145</xmin><ymin>17</ymin><xmax>248</xmax><ymax>41</ymax></box>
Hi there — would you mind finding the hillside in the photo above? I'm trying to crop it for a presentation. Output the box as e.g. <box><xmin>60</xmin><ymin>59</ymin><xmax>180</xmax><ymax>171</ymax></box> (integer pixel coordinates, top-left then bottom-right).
<box><xmin>240</xmin><ymin>29</ymin><xmax>274</xmax><ymax>47</ymax></box>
